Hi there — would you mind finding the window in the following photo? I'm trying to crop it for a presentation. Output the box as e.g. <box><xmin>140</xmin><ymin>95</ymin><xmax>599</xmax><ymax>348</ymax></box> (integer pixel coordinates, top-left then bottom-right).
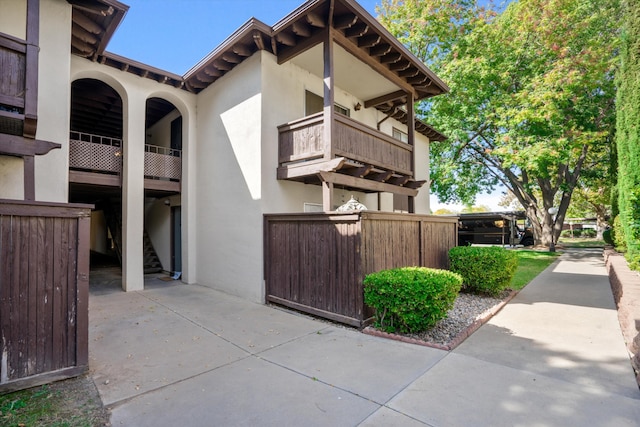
<box><xmin>304</xmin><ymin>203</ymin><xmax>323</xmax><ymax>212</ymax></box>
<box><xmin>392</xmin><ymin>127</ymin><xmax>409</xmax><ymax>143</ymax></box>
<box><xmin>393</xmin><ymin>194</ymin><xmax>409</xmax><ymax>213</ymax></box>
<box><xmin>305</xmin><ymin>90</ymin><xmax>350</xmax><ymax>117</ymax></box>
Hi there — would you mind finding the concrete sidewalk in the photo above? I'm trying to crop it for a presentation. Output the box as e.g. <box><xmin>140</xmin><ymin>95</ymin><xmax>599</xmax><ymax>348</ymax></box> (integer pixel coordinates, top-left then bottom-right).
<box><xmin>88</xmin><ymin>249</ymin><xmax>639</xmax><ymax>426</ymax></box>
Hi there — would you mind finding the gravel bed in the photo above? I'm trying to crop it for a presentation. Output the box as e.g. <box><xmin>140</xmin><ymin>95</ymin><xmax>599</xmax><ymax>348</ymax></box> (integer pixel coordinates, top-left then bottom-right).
<box><xmin>398</xmin><ymin>290</ymin><xmax>511</xmax><ymax>345</ymax></box>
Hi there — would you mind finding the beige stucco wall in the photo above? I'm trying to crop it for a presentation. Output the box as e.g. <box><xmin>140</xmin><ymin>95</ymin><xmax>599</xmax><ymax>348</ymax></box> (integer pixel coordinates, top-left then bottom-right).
<box><xmin>0</xmin><ymin>156</ymin><xmax>24</xmax><ymax>199</ymax></box>
<box><xmin>90</xmin><ymin>210</ymin><xmax>108</xmax><ymax>254</ymax></box>
<box><xmin>193</xmin><ymin>53</ymin><xmax>264</xmax><ymax>301</ymax></box>
<box><xmin>34</xmin><ymin>0</ymin><xmax>72</xmax><ymax>202</ymax></box>
<box><xmin>146</xmin><ymin>109</ymin><xmax>181</xmax><ymax>148</ymax></box>
<box><xmin>414</xmin><ymin>133</ymin><xmax>431</xmax><ymax>214</ymax></box>
<box><xmin>0</xmin><ymin>0</ymin><xmax>27</xmax><ymax>39</ymax></box>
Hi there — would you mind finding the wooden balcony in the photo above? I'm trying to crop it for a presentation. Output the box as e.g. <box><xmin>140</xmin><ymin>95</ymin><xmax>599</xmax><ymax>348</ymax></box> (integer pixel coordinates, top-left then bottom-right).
<box><xmin>68</xmin><ymin>131</ymin><xmax>181</xmax><ymax>193</ymax></box>
<box><xmin>0</xmin><ymin>32</ymin><xmax>36</xmax><ymax>138</ymax></box>
<box><xmin>277</xmin><ymin>113</ymin><xmax>424</xmax><ymax>196</ymax></box>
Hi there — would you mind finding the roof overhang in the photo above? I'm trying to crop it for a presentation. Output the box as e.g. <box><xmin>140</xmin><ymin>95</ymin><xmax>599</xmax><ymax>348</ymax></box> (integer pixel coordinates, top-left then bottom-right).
<box><xmin>69</xmin><ymin>0</ymin><xmax>449</xmax><ymax>141</ymax></box>
<box><xmin>68</xmin><ymin>0</ymin><xmax>129</xmax><ymax>60</ymax></box>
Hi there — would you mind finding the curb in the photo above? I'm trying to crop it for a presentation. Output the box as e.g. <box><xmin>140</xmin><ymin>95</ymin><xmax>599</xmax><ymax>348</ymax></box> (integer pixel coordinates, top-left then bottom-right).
<box><xmin>603</xmin><ymin>248</ymin><xmax>640</xmax><ymax>388</ymax></box>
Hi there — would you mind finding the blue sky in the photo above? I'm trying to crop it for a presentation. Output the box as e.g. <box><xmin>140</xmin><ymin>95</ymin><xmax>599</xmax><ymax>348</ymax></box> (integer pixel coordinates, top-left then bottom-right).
<box><xmin>107</xmin><ymin>0</ymin><xmax>507</xmax><ymax>211</ymax></box>
<box><xmin>108</xmin><ymin>0</ymin><xmax>380</xmax><ymax>75</ymax></box>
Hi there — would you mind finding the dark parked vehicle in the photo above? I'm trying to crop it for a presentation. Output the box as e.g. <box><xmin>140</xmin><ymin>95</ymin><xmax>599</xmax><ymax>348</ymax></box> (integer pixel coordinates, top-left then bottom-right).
<box><xmin>457</xmin><ymin>212</ymin><xmax>534</xmax><ymax>246</ymax></box>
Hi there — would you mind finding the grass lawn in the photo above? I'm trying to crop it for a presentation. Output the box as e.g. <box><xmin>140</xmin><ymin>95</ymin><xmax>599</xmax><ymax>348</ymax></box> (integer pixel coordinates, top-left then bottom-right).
<box><xmin>511</xmin><ymin>250</ymin><xmax>561</xmax><ymax>290</ymax></box>
<box><xmin>558</xmin><ymin>237</ymin><xmax>605</xmax><ymax>248</ymax></box>
<box><xmin>0</xmin><ymin>375</ymin><xmax>108</xmax><ymax>427</ymax></box>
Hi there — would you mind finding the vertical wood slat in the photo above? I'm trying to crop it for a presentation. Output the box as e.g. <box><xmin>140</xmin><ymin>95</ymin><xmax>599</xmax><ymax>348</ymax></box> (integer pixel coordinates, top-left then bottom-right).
<box><xmin>0</xmin><ymin>200</ymin><xmax>91</xmax><ymax>393</ymax></box>
<box><xmin>264</xmin><ymin>212</ymin><xmax>457</xmax><ymax>327</ymax></box>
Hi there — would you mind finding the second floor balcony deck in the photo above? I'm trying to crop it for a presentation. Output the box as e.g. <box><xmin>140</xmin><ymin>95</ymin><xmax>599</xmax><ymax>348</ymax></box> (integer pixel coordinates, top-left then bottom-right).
<box><xmin>68</xmin><ymin>131</ymin><xmax>181</xmax><ymax>193</ymax></box>
<box><xmin>277</xmin><ymin>113</ymin><xmax>424</xmax><ymax>197</ymax></box>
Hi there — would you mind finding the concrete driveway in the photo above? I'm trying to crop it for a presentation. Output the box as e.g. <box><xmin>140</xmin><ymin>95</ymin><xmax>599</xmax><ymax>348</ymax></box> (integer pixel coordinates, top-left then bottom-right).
<box><xmin>88</xmin><ymin>249</ymin><xmax>640</xmax><ymax>426</ymax></box>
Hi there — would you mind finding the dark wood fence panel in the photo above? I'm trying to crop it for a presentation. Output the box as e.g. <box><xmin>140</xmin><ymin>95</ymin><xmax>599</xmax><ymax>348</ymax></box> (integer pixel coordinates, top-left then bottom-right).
<box><xmin>264</xmin><ymin>212</ymin><xmax>458</xmax><ymax>327</ymax></box>
<box><xmin>0</xmin><ymin>200</ymin><xmax>91</xmax><ymax>394</ymax></box>
<box><xmin>265</xmin><ymin>214</ymin><xmax>364</xmax><ymax>326</ymax></box>
<box><xmin>421</xmin><ymin>220</ymin><xmax>458</xmax><ymax>269</ymax></box>
<box><xmin>361</xmin><ymin>218</ymin><xmax>421</xmax><ymax>273</ymax></box>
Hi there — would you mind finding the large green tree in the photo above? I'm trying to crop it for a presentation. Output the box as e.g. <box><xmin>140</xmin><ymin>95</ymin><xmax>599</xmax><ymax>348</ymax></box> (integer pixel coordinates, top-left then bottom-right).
<box><xmin>378</xmin><ymin>0</ymin><xmax>620</xmax><ymax>246</ymax></box>
<box><xmin>615</xmin><ymin>0</ymin><xmax>640</xmax><ymax>268</ymax></box>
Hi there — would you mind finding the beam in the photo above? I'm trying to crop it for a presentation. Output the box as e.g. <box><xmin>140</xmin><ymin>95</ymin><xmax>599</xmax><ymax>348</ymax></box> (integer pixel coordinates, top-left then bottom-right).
<box><xmin>334</xmin><ymin>14</ymin><xmax>358</xmax><ymax>30</ymax></box>
<box><xmin>277</xmin><ymin>157</ymin><xmax>346</xmax><ymax>180</ymax></box>
<box><xmin>276</xmin><ymin>31</ymin><xmax>296</xmax><ymax>47</ymax></box>
<box><xmin>253</xmin><ymin>30</ymin><xmax>266</xmax><ymax>50</ymax></box>
<box><xmin>306</xmin><ymin>12</ymin><xmax>326</xmax><ymax>28</ymax></box>
<box><xmin>332</xmin><ymin>30</ymin><xmax>416</xmax><ymax>97</ymax></box>
<box><xmin>72</xmin><ymin>11</ymin><xmax>105</xmax><ymax>34</ymax></box>
<box><xmin>358</xmin><ymin>34</ymin><xmax>380</xmax><ymax>48</ymax></box>
<box><xmin>0</xmin><ymin>134</ymin><xmax>61</xmax><ymax>156</ymax></box>
<box><xmin>343</xmin><ymin>164</ymin><xmax>373</xmax><ymax>178</ymax></box>
<box><xmin>222</xmin><ymin>51</ymin><xmax>242</xmax><ymax>64</ymax></box>
<box><xmin>364</xmin><ymin>90</ymin><xmax>406</xmax><ymax>109</ymax></box>
<box><xmin>68</xmin><ymin>0</ymin><xmax>114</xmax><ymax>16</ymax></box>
<box><xmin>369</xmin><ymin>170</ymin><xmax>393</xmax><ymax>182</ymax></box>
<box><xmin>344</xmin><ymin>23</ymin><xmax>368</xmax><ymax>38</ymax></box>
<box><xmin>319</xmin><ymin>172</ymin><xmax>418</xmax><ymax>197</ymax></box>
<box><xmin>369</xmin><ymin>43</ymin><xmax>391</xmax><ymax>56</ymax></box>
<box><xmin>292</xmin><ymin>21</ymin><xmax>312</xmax><ymax>37</ymax></box>
<box><xmin>232</xmin><ymin>44</ymin><xmax>252</xmax><ymax>56</ymax></box>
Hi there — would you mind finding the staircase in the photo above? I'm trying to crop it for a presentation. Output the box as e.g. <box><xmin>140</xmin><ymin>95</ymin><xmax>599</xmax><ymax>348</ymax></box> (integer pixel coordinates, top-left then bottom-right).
<box><xmin>103</xmin><ymin>201</ymin><xmax>163</xmax><ymax>274</ymax></box>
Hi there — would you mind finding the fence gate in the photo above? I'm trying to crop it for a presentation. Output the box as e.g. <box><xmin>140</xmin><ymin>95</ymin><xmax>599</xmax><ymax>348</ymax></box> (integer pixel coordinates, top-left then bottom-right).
<box><xmin>0</xmin><ymin>200</ymin><xmax>91</xmax><ymax>393</ymax></box>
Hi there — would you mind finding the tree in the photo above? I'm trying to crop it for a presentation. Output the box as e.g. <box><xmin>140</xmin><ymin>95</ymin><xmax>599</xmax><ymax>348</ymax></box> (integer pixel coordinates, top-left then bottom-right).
<box><xmin>615</xmin><ymin>0</ymin><xmax>640</xmax><ymax>268</ymax></box>
<box><xmin>378</xmin><ymin>0</ymin><xmax>620</xmax><ymax>247</ymax></box>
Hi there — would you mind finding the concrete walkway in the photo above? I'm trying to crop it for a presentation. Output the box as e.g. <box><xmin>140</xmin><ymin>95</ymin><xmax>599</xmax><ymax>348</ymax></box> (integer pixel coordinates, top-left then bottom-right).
<box><xmin>88</xmin><ymin>249</ymin><xmax>639</xmax><ymax>426</ymax></box>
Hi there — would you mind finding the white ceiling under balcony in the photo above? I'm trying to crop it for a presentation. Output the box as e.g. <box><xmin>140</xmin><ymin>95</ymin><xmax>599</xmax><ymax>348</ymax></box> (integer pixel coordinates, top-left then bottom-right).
<box><xmin>290</xmin><ymin>43</ymin><xmax>401</xmax><ymax>102</ymax></box>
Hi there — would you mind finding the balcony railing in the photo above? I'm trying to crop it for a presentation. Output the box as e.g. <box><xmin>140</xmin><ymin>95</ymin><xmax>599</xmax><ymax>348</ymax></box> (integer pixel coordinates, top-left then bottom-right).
<box><xmin>278</xmin><ymin>112</ymin><xmax>413</xmax><ymax>176</ymax></box>
<box><xmin>69</xmin><ymin>131</ymin><xmax>181</xmax><ymax>182</ymax></box>
<box><xmin>69</xmin><ymin>131</ymin><xmax>122</xmax><ymax>174</ymax></box>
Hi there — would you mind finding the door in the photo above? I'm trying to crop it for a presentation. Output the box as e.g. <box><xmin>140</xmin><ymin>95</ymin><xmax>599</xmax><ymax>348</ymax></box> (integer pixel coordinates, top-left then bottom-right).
<box><xmin>171</xmin><ymin>206</ymin><xmax>182</xmax><ymax>273</ymax></box>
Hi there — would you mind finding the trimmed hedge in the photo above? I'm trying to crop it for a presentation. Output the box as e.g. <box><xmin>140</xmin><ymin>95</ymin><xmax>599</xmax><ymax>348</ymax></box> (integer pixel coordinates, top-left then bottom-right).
<box><xmin>364</xmin><ymin>267</ymin><xmax>463</xmax><ymax>334</ymax></box>
<box><xmin>449</xmin><ymin>246</ymin><xmax>518</xmax><ymax>296</ymax></box>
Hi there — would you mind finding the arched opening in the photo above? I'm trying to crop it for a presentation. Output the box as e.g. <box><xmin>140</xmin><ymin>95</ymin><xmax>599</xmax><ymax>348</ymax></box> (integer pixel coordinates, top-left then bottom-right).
<box><xmin>68</xmin><ymin>80</ymin><xmax>186</xmax><ymax>284</ymax></box>
<box><xmin>143</xmin><ymin>97</ymin><xmax>183</xmax><ymax>277</ymax></box>
<box><xmin>69</xmin><ymin>78</ymin><xmax>124</xmax><ymax>272</ymax></box>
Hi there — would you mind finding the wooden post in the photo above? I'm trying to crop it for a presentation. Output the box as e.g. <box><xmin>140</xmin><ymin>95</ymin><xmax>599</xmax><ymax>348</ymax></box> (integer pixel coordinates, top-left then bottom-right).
<box><xmin>323</xmin><ymin>27</ymin><xmax>335</xmax><ymax>162</ymax></box>
<box><xmin>23</xmin><ymin>155</ymin><xmax>35</xmax><ymax>200</ymax></box>
<box><xmin>323</xmin><ymin>181</ymin><xmax>334</xmax><ymax>212</ymax></box>
<box><xmin>322</xmin><ymin>24</ymin><xmax>335</xmax><ymax>212</ymax></box>
<box><xmin>406</xmin><ymin>92</ymin><xmax>415</xmax><ymax>213</ymax></box>
<box><xmin>23</xmin><ymin>0</ymin><xmax>39</xmax><ymax>139</ymax></box>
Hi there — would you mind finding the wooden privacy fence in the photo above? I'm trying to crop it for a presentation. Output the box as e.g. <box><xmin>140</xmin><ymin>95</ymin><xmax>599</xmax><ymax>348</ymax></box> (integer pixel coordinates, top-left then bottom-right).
<box><xmin>264</xmin><ymin>212</ymin><xmax>458</xmax><ymax>327</ymax></box>
<box><xmin>0</xmin><ymin>200</ymin><xmax>91</xmax><ymax>393</ymax></box>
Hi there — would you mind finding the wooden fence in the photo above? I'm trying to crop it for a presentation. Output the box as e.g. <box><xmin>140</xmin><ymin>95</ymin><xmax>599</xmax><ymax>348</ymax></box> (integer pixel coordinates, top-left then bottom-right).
<box><xmin>0</xmin><ymin>200</ymin><xmax>91</xmax><ymax>393</ymax></box>
<box><xmin>264</xmin><ymin>212</ymin><xmax>458</xmax><ymax>327</ymax></box>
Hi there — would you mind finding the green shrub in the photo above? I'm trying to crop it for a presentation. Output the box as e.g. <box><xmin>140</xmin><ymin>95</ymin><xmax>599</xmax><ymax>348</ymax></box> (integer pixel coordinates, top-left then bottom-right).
<box><xmin>364</xmin><ymin>267</ymin><xmax>463</xmax><ymax>334</ymax></box>
<box><xmin>613</xmin><ymin>215</ymin><xmax>627</xmax><ymax>252</ymax></box>
<box><xmin>603</xmin><ymin>228</ymin><xmax>613</xmax><ymax>245</ymax></box>
<box><xmin>582</xmin><ymin>229</ymin><xmax>597</xmax><ymax>238</ymax></box>
<box><xmin>449</xmin><ymin>246</ymin><xmax>519</xmax><ymax>296</ymax></box>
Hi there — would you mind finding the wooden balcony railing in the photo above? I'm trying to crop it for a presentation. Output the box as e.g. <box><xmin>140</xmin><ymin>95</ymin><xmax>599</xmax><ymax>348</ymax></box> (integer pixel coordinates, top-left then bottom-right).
<box><xmin>0</xmin><ymin>32</ymin><xmax>30</xmax><ymax>137</ymax></box>
<box><xmin>278</xmin><ymin>112</ymin><xmax>413</xmax><ymax>176</ymax></box>
<box><xmin>69</xmin><ymin>131</ymin><xmax>181</xmax><ymax>182</ymax></box>
<box><xmin>69</xmin><ymin>131</ymin><xmax>122</xmax><ymax>174</ymax></box>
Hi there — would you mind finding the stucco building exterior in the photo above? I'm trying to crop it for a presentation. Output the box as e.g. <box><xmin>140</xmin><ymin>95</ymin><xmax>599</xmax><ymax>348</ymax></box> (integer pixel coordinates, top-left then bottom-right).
<box><xmin>0</xmin><ymin>0</ymin><xmax>449</xmax><ymax>303</ymax></box>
